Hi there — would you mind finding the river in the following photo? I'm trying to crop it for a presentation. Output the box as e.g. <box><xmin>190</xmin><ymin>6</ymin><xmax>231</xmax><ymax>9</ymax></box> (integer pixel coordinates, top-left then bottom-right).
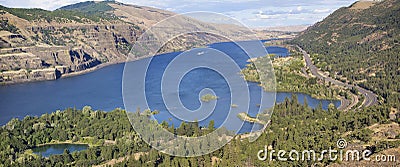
<box><xmin>0</xmin><ymin>42</ymin><xmax>339</xmax><ymax>131</ymax></box>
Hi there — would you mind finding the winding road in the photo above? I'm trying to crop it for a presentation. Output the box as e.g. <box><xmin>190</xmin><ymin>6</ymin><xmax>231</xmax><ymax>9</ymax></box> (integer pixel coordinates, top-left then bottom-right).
<box><xmin>297</xmin><ymin>46</ymin><xmax>379</xmax><ymax>110</ymax></box>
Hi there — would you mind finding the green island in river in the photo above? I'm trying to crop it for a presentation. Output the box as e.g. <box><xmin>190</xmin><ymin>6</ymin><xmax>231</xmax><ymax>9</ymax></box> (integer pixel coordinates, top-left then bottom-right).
<box><xmin>200</xmin><ymin>94</ymin><xmax>219</xmax><ymax>102</ymax></box>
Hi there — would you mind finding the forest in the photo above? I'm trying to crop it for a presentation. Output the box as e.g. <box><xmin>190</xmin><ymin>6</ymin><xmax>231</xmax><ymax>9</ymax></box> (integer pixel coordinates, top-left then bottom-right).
<box><xmin>0</xmin><ymin>95</ymin><xmax>398</xmax><ymax>166</ymax></box>
<box><xmin>0</xmin><ymin>1</ymin><xmax>117</xmax><ymax>23</ymax></box>
<box><xmin>290</xmin><ymin>0</ymin><xmax>400</xmax><ymax>107</ymax></box>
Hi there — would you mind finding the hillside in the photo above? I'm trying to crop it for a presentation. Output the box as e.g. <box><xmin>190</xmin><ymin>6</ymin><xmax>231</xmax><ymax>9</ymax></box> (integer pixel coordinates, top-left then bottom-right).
<box><xmin>291</xmin><ymin>0</ymin><xmax>400</xmax><ymax>107</ymax></box>
<box><xmin>0</xmin><ymin>1</ymin><xmax>253</xmax><ymax>84</ymax></box>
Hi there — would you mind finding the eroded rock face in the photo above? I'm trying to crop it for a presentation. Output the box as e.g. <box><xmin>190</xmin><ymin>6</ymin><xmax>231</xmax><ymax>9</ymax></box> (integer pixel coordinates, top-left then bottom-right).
<box><xmin>0</xmin><ymin>16</ymin><xmax>139</xmax><ymax>83</ymax></box>
<box><xmin>0</xmin><ymin>47</ymin><xmax>103</xmax><ymax>83</ymax></box>
<box><xmin>1</xmin><ymin>68</ymin><xmax>56</xmax><ymax>83</ymax></box>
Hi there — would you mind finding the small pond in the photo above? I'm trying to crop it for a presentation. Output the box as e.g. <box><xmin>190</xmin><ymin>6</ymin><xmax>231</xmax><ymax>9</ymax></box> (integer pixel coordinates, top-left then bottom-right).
<box><xmin>32</xmin><ymin>144</ymin><xmax>88</xmax><ymax>157</ymax></box>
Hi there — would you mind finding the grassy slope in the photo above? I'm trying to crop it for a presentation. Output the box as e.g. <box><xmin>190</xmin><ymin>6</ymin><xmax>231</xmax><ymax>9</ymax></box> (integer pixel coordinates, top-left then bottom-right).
<box><xmin>291</xmin><ymin>0</ymin><xmax>400</xmax><ymax>106</ymax></box>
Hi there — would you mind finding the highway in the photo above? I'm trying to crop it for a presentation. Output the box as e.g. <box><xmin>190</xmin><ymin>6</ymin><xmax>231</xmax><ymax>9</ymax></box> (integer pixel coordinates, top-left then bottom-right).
<box><xmin>297</xmin><ymin>46</ymin><xmax>378</xmax><ymax>110</ymax></box>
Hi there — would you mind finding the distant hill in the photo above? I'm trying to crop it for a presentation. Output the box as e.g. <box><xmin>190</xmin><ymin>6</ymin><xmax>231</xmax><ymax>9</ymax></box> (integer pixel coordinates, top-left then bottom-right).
<box><xmin>58</xmin><ymin>1</ymin><xmax>113</xmax><ymax>12</ymax></box>
<box><xmin>254</xmin><ymin>25</ymin><xmax>310</xmax><ymax>32</ymax></box>
<box><xmin>291</xmin><ymin>0</ymin><xmax>400</xmax><ymax>106</ymax></box>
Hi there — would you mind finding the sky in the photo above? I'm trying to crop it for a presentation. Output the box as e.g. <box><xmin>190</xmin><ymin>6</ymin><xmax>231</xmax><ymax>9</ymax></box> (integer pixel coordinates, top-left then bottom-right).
<box><xmin>0</xmin><ymin>0</ymin><xmax>358</xmax><ymax>27</ymax></box>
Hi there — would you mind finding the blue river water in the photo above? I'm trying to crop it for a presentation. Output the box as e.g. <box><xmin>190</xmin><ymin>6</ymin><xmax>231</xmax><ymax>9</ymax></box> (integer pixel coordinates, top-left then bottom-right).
<box><xmin>0</xmin><ymin>42</ymin><xmax>339</xmax><ymax>131</ymax></box>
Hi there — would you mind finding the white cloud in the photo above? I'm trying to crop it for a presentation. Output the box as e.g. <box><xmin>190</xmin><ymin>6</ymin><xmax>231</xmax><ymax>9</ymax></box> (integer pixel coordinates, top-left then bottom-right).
<box><xmin>1</xmin><ymin>0</ymin><xmax>83</xmax><ymax>10</ymax></box>
<box><xmin>0</xmin><ymin>0</ymin><xmax>358</xmax><ymax>27</ymax></box>
<box><xmin>313</xmin><ymin>8</ymin><xmax>331</xmax><ymax>13</ymax></box>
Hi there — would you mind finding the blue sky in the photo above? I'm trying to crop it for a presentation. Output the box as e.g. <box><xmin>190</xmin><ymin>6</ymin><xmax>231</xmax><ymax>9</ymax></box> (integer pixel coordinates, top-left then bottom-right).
<box><xmin>0</xmin><ymin>0</ymin><xmax>358</xmax><ymax>27</ymax></box>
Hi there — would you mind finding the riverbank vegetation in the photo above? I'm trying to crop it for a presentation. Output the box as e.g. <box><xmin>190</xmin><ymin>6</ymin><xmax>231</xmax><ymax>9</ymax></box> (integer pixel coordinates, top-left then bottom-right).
<box><xmin>241</xmin><ymin>48</ymin><xmax>345</xmax><ymax>100</ymax></box>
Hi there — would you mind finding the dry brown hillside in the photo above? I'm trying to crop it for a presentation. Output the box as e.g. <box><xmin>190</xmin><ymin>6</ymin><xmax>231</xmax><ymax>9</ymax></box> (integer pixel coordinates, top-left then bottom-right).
<box><xmin>0</xmin><ymin>1</ymin><xmax>254</xmax><ymax>84</ymax></box>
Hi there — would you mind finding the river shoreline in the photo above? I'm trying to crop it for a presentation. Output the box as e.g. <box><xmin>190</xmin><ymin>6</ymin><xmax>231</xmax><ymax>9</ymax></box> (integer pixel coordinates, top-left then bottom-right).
<box><xmin>35</xmin><ymin>141</ymin><xmax>90</xmax><ymax>147</ymax></box>
<box><xmin>0</xmin><ymin>60</ymin><xmax>127</xmax><ymax>86</ymax></box>
<box><xmin>1</xmin><ymin>39</ymin><xmax>285</xmax><ymax>86</ymax></box>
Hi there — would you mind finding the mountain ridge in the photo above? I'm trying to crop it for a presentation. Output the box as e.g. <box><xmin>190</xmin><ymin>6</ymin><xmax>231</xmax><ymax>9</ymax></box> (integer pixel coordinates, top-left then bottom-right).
<box><xmin>291</xmin><ymin>0</ymin><xmax>399</xmax><ymax>106</ymax></box>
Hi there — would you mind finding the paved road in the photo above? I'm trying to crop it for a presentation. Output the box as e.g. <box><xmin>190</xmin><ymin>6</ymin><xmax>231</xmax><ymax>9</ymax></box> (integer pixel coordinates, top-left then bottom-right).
<box><xmin>297</xmin><ymin>46</ymin><xmax>378</xmax><ymax>110</ymax></box>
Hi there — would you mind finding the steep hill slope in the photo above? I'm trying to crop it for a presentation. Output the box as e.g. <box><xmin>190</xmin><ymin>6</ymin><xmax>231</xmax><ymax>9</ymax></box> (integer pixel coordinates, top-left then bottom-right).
<box><xmin>291</xmin><ymin>0</ymin><xmax>400</xmax><ymax>106</ymax></box>
<box><xmin>0</xmin><ymin>1</ymin><xmax>251</xmax><ymax>84</ymax></box>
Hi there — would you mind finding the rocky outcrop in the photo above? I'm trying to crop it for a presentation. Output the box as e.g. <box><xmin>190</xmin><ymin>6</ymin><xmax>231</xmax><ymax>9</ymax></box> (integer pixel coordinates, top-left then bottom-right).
<box><xmin>1</xmin><ymin>68</ymin><xmax>57</xmax><ymax>83</ymax></box>
<box><xmin>0</xmin><ymin>46</ymin><xmax>102</xmax><ymax>83</ymax></box>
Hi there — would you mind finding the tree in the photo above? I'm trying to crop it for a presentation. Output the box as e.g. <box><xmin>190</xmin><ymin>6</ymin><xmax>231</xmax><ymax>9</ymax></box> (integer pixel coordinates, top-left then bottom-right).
<box><xmin>208</xmin><ymin>120</ymin><xmax>215</xmax><ymax>133</ymax></box>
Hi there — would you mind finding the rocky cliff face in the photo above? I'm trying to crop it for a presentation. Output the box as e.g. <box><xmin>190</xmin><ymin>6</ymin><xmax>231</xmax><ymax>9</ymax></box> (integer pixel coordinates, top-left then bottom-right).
<box><xmin>0</xmin><ymin>2</ymin><xmax>143</xmax><ymax>83</ymax></box>
<box><xmin>0</xmin><ymin>22</ymin><xmax>136</xmax><ymax>83</ymax></box>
